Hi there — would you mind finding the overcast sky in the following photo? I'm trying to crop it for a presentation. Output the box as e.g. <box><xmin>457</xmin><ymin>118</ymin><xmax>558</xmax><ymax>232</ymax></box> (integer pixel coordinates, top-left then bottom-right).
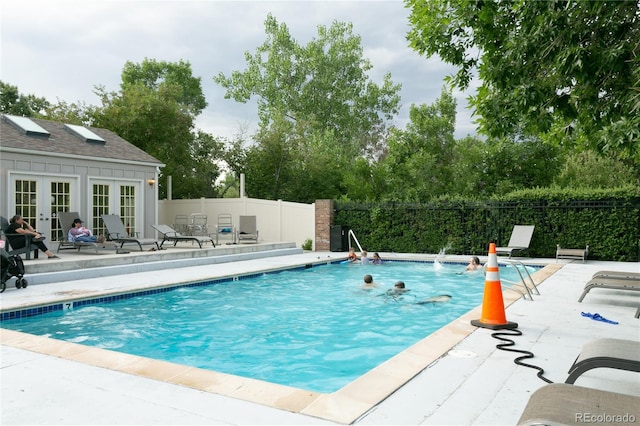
<box><xmin>1</xmin><ymin>0</ymin><xmax>478</xmax><ymax>140</ymax></box>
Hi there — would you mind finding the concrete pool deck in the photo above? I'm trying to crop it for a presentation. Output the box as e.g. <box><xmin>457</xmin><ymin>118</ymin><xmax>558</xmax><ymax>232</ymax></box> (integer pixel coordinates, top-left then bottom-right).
<box><xmin>1</xmin><ymin>247</ymin><xmax>639</xmax><ymax>425</ymax></box>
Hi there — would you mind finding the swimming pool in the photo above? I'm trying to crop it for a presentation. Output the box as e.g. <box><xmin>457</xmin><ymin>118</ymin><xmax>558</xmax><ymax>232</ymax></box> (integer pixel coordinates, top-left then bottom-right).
<box><xmin>0</xmin><ymin>260</ymin><xmax>534</xmax><ymax>393</ymax></box>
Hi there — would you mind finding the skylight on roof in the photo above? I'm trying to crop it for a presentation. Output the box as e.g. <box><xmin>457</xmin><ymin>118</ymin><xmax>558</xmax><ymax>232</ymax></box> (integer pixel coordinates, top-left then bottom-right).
<box><xmin>3</xmin><ymin>114</ymin><xmax>50</xmax><ymax>137</ymax></box>
<box><xmin>64</xmin><ymin>124</ymin><xmax>106</xmax><ymax>144</ymax></box>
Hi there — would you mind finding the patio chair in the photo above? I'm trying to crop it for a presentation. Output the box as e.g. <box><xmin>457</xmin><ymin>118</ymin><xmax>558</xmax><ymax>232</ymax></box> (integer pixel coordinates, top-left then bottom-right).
<box><xmin>173</xmin><ymin>215</ymin><xmax>189</xmax><ymax>234</ymax></box>
<box><xmin>0</xmin><ymin>216</ymin><xmax>38</xmax><ymax>260</ymax></box>
<box><xmin>151</xmin><ymin>224</ymin><xmax>215</xmax><ymax>249</ymax></box>
<box><xmin>517</xmin><ymin>383</ymin><xmax>640</xmax><ymax>426</ymax></box>
<box><xmin>188</xmin><ymin>214</ymin><xmax>208</xmax><ymax>236</ymax></box>
<box><xmin>57</xmin><ymin>212</ymin><xmax>99</xmax><ymax>254</ymax></box>
<box><xmin>101</xmin><ymin>214</ymin><xmax>159</xmax><ymax>251</ymax></box>
<box><xmin>577</xmin><ymin>276</ymin><xmax>640</xmax><ymax>302</ymax></box>
<box><xmin>564</xmin><ymin>338</ymin><xmax>640</xmax><ymax>384</ymax></box>
<box><xmin>555</xmin><ymin>244</ymin><xmax>588</xmax><ymax>263</ymax></box>
<box><xmin>236</xmin><ymin>215</ymin><xmax>259</xmax><ymax>243</ymax></box>
<box><xmin>215</xmin><ymin>213</ymin><xmax>236</xmax><ymax>245</ymax></box>
<box><xmin>496</xmin><ymin>225</ymin><xmax>535</xmax><ymax>258</ymax></box>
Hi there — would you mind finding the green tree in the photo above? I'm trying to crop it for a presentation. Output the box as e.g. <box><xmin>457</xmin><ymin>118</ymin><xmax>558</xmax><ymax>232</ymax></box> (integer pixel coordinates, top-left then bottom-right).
<box><xmin>93</xmin><ymin>59</ymin><xmax>221</xmax><ymax>199</ymax></box>
<box><xmin>554</xmin><ymin>150</ymin><xmax>639</xmax><ymax>189</ymax></box>
<box><xmin>406</xmin><ymin>0</ymin><xmax>640</xmax><ymax>164</ymax></box>
<box><xmin>44</xmin><ymin>100</ymin><xmax>95</xmax><ymax>125</ymax></box>
<box><xmin>0</xmin><ymin>81</ymin><xmax>50</xmax><ymax>117</ymax></box>
<box><xmin>381</xmin><ymin>89</ymin><xmax>457</xmax><ymax>201</ymax></box>
<box><xmin>214</xmin><ymin>14</ymin><xmax>402</xmax><ymax>202</ymax></box>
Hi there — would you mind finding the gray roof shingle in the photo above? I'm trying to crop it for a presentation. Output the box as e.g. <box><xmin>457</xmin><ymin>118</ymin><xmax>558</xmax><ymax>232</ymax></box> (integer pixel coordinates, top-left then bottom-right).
<box><xmin>1</xmin><ymin>114</ymin><xmax>163</xmax><ymax>166</ymax></box>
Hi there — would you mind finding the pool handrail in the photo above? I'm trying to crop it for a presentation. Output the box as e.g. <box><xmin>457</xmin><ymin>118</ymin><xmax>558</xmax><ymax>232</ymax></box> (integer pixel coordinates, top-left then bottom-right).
<box><xmin>348</xmin><ymin>229</ymin><xmax>364</xmax><ymax>253</ymax></box>
<box><xmin>500</xmin><ymin>259</ymin><xmax>540</xmax><ymax>301</ymax></box>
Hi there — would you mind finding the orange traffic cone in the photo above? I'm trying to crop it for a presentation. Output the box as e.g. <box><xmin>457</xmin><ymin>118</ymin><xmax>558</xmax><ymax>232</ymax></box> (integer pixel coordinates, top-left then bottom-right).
<box><xmin>471</xmin><ymin>242</ymin><xmax>518</xmax><ymax>330</ymax></box>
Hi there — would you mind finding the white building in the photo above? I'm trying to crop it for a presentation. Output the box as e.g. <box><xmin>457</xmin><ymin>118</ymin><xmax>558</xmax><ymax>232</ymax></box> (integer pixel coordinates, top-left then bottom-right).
<box><xmin>0</xmin><ymin>114</ymin><xmax>163</xmax><ymax>240</ymax></box>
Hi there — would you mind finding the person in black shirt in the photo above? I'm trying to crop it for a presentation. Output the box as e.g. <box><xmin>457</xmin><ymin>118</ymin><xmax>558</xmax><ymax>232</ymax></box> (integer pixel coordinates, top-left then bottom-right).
<box><xmin>7</xmin><ymin>215</ymin><xmax>59</xmax><ymax>259</ymax></box>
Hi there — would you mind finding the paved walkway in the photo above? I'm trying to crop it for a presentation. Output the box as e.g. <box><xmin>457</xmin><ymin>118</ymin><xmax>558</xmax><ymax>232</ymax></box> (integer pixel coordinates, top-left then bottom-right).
<box><xmin>1</xmin><ymin>253</ymin><xmax>638</xmax><ymax>425</ymax></box>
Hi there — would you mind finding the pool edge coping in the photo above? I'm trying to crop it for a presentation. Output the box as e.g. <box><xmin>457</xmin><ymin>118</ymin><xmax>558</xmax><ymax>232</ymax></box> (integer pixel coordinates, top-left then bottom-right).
<box><xmin>0</xmin><ymin>260</ymin><xmax>562</xmax><ymax>425</ymax></box>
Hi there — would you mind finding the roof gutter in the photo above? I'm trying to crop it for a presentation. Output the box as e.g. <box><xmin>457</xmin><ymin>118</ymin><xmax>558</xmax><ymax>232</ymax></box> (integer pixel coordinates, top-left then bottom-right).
<box><xmin>0</xmin><ymin>146</ymin><xmax>165</xmax><ymax>168</ymax></box>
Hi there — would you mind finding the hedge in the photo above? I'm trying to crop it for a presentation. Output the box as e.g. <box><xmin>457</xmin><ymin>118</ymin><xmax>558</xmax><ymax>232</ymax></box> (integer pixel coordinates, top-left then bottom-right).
<box><xmin>333</xmin><ymin>186</ymin><xmax>640</xmax><ymax>261</ymax></box>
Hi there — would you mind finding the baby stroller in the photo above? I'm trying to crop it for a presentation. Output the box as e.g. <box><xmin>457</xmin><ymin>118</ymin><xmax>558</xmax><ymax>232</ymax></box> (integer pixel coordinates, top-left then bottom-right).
<box><xmin>1</xmin><ymin>242</ymin><xmax>28</xmax><ymax>293</ymax></box>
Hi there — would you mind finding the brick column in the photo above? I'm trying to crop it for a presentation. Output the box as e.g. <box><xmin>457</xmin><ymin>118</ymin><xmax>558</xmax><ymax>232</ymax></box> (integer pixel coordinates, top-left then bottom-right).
<box><xmin>315</xmin><ymin>199</ymin><xmax>333</xmax><ymax>251</ymax></box>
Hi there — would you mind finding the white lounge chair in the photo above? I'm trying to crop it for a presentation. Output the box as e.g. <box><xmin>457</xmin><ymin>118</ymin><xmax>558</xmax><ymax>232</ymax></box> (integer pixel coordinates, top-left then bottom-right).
<box><xmin>496</xmin><ymin>225</ymin><xmax>535</xmax><ymax>258</ymax></box>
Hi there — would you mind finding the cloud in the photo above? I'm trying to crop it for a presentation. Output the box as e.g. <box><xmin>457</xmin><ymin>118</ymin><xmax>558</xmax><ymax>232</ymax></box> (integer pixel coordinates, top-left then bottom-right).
<box><xmin>1</xmin><ymin>0</ymin><xmax>478</xmax><ymax>140</ymax></box>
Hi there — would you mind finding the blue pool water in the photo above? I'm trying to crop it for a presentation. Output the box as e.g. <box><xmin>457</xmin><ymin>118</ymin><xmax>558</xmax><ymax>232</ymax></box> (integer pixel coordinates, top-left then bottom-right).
<box><xmin>1</xmin><ymin>261</ymin><xmax>534</xmax><ymax>393</ymax></box>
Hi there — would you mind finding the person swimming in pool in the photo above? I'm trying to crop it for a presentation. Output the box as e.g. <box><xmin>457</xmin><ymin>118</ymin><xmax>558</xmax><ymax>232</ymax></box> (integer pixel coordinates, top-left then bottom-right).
<box><xmin>346</xmin><ymin>247</ymin><xmax>358</xmax><ymax>263</ymax></box>
<box><xmin>362</xmin><ymin>274</ymin><xmax>379</xmax><ymax>289</ymax></box>
<box><xmin>380</xmin><ymin>281</ymin><xmax>412</xmax><ymax>302</ymax></box>
<box><xmin>465</xmin><ymin>256</ymin><xmax>483</xmax><ymax>271</ymax></box>
<box><xmin>389</xmin><ymin>281</ymin><xmax>409</xmax><ymax>294</ymax></box>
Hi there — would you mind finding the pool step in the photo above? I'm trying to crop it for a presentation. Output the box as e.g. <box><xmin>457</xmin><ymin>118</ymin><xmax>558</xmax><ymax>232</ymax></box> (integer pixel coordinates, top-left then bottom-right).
<box><xmin>21</xmin><ymin>243</ymin><xmax>302</xmax><ymax>285</ymax></box>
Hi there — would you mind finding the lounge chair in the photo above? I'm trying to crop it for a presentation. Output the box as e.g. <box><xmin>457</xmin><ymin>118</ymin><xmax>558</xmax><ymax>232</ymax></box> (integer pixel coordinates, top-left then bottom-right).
<box><xmin>591</xmin><ymin>270</ymin><xmax>640</xmax><ymax>281</ymax></box>
<box><xmin>556</xmin><ymin>244</ymin><xmax>588</xmax><ymax>263</ymax></box>
<box><xmin>215</xmin><ymin>213</ymin><xmax>236</xmax><ymax>245</ymax></box>
<box><xmin>236</xmin><ymin>215</ymin><xmax>259</xmax><ymax>243</ymax></box>
<box><xmin>57</xmin><ymin>212</ymin><xmax>100</xmax><ymax>254</ymax></box>
<box><xmin>496</xmin><ymin>225</ymin><xmax>535</xmax><ymax>258</ymax></box>
<box><xmin>0</xmin><ymin>216</ymin><xmax>38</xmax><ymax>260</ymax></box>
<box><xmin>517</xmin><ymin>383</ymin><xmax>640</xmax><ymax>426</ymax></box>
<box><xmin>577</xmin><ymin>276</ymin><xmax>640</xmax><ymax>302</ymax></box>
<box><xmin>151</xmin><ymin>224</ymin><xmax>215</xmax><ymax>249</ymax></box>
<box><xmin>565</xmin><ymin>338</ymin><xmax>640</xmax><ymax>384</ymax></box>
<box><xmin>101</xmin><ymin>214</ymin><xmax>159</xmax><ymax>251</ymax></box>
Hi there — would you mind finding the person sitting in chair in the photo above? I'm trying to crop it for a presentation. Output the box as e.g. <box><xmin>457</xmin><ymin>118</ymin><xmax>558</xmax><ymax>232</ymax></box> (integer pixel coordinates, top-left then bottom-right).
<box><xmin>7</xmin><ymin>215</ymin><xmax>59</xmax><ymax>259</ymax></box>
<box><xmin>69</xmin><ymin>218</ymin><xmax>104</xmax><ymax>243</ymax></box>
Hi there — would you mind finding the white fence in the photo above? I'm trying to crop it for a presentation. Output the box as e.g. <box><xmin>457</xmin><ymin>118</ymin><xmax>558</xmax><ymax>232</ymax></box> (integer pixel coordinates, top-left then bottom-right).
<box><xmin>157</xmin><ymin>198</ymin><xmax>315</xmax><ymax>249</ymax></box>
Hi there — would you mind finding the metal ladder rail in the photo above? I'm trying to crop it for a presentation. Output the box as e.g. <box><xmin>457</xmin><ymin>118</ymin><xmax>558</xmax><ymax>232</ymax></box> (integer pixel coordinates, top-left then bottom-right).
<box><xmin>505</xmin><ymin>259</ymin><xmax>540</xmax><ymax>295</ymax></box>
<box><xmin>500</xmin><ymin>268</ymin><xmax>534</xmax><ymax>301</ymax></box>
<box><xmin>348</xmin><ymin>229</ymin><xmax>364</xmax><ymax>253</ymax></box>
<box><xmin>498</xmin><ymin>260</ymin><xmax>532</xmax><ymax>301</ymax></box>
<box><xmin>500</xmin><ymin>280</ymin><xmax>530</xmax><ymax>300</ymax></box>
<box><xmin>500</xmin><ymin>259</ymin><xmax>539</xmax><ymax>301</ymax></box>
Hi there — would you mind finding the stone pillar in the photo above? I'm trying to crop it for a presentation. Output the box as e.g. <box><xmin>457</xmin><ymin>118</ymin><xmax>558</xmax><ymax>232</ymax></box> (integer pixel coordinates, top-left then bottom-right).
<box><xmin>315</xmin><ymin>199</ymin><xmax>333</xmax><ymax>251</ymax></box>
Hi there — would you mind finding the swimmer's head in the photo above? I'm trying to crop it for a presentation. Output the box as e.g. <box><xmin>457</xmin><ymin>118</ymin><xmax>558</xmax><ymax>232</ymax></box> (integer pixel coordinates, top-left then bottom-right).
<box><xmin>364</xmin><ymin>274</ymin><xmax>373</xmax><ymax>284</ymax></box>
<box><xmin>394</xmin><ymin>281</ymin><xmax>405</xmax><ymax>289</ymax></box>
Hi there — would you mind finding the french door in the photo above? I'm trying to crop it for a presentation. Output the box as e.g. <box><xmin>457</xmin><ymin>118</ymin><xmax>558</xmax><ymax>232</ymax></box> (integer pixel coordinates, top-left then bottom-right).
<box><xmin>11</xmin><ymin>175</ymin><xmax>75</xmax><ymax>242</ymax></box>
<box><xmin>91</xmin><ymin>180</ymin><xmax>140</xmax><ymax>238</ymax></box>
<box><xmin>9</xmin><ymin>175</ymin><xmax>141</xmax><ymax>242</ymax></box>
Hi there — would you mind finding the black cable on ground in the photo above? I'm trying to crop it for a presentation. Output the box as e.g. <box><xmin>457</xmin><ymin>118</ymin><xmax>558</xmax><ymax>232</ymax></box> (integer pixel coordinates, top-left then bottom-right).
<box><xmin>491</xmin><ymin>329</ymin><xmax>553</xmax><ymax>384</ymax></box>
